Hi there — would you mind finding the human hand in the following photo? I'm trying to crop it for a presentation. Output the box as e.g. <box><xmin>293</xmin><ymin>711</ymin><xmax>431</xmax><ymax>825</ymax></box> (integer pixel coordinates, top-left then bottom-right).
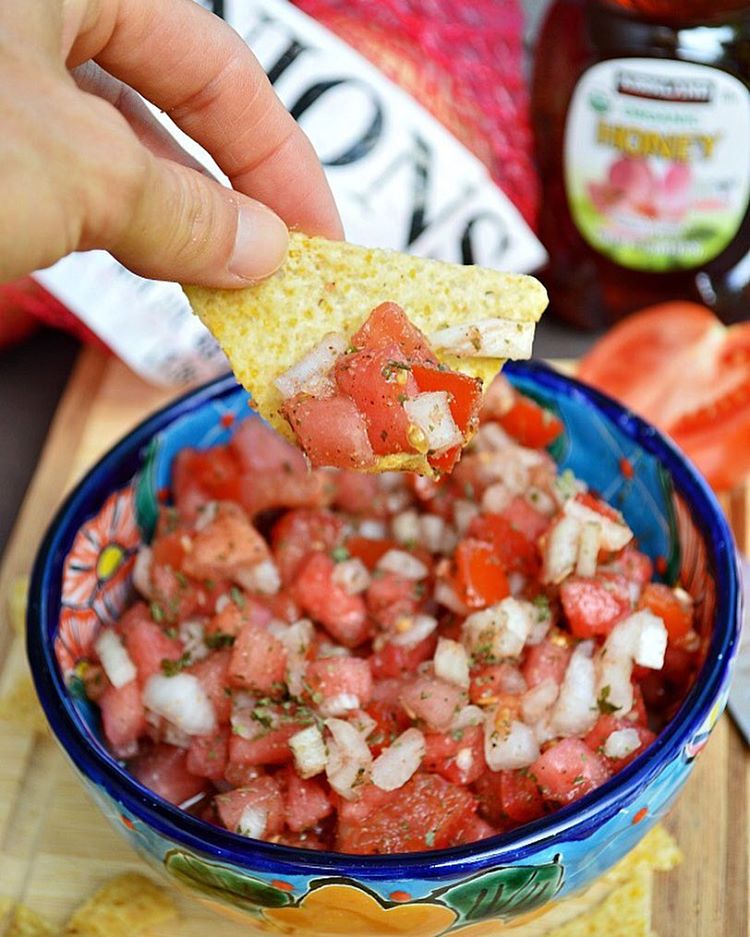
<box><xmin>0</xmin><ymin>0</ymin><xmax>342</xmax><ymax>287</ymax></box>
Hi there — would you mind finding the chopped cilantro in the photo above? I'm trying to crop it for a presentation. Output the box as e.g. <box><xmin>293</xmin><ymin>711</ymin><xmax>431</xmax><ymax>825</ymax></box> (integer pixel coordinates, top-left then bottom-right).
<box><xmin>161</xmin><ymin>652</ymin><xmax>191</xmax><ymax>677</ymax></box>
<box><xmin>425</xmin><ymin>830</ymin><xmax>436</xmax><ymax>847</ymax></box>
<box><xmin>597</xmin><ymin>685</ymin><xmax>619</xmax><ymax>715</ymax></box>
<box><xmin>331</xmin><ymin>545</ymin><xmax>350</xmax><ymax>563</ymax></box>
<box><xmin>230</xmin><ymin>585</ymin><xmax>246</xmax><ymax>609</ymax></box>
<box><xmin>205</xmin><ymin>632</ymin><xmax>235</xmax><ymax>649</ymax></box>
<box><xmin>150</xmin><ymin>601</ymin><xmax>165</xmax><ymax>623</ymax></box>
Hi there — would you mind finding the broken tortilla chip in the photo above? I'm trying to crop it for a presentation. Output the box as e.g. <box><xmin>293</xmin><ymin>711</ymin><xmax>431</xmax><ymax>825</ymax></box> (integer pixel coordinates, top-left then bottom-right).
<box><xmin>1</xmin><ymin>901</ymin><xmax>56</xmax><ymax>937</ymax></box>
<box><xmin>0</xmin><ymin>673</ymin><xmax>48</xmax><ymax>735</ymax></box>
<box><xmin>62</xmin><ymin>873</ymin><xmax>177</xmax><ymax>937</ymax></box>
<box><xmin>8</xmin><ymin>574</ymin><xmax>29</xmax><ymax>636</ymax></box>
<box><xmin>185</xmin><ymin>234</ymin><xmax>547</xmax><ymax>454</ymax></box>
<box><xmin>544</xmin><ymin>869</ymin><xmax>653</xmax><ymax>937</ymax></box>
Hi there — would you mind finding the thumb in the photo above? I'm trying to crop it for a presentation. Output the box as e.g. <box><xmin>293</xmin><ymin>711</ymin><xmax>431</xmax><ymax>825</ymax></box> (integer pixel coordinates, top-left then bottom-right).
<box><xmin>107</xmin><ymin>151</ymin><xmax>289</xmax><ymax>287</ymax></box>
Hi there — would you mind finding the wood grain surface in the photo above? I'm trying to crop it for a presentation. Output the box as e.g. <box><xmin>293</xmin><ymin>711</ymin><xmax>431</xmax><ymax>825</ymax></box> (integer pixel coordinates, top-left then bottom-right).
<box><xmin>0</xmin><ymin>348</ymin><xmax>747</xmax><ymax>936</ymax></box>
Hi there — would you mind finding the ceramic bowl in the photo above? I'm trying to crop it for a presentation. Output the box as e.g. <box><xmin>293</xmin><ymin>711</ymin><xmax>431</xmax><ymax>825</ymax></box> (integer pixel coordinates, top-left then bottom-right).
<box><xmin>27</xmin><ymin>362</ymin><xmax>742</xmax><ymax>936</ymax></box>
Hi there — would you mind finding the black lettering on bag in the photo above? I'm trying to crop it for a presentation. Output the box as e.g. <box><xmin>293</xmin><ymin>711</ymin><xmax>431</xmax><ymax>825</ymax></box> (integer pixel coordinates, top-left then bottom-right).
<box><xmin>461</xmin><ymin>212</ymin><xmax>510</xmax><ymax>266</ymax></box>
<box><xmin>289</xmin><ymin>80</ymin><xmax>383</xmax><ymax>166</ymax></box>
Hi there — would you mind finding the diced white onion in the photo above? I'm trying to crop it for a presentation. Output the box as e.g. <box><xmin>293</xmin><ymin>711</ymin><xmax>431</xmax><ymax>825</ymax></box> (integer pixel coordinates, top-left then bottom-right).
<box><xmin>463</xmin><ymin>598</ymin><xmax>533</xmax><ymax>660</ymax></box>
<box><xmin>237</xmin><ymin>805</ymin><xmax>267</xmax><ymax>839</ymax></box>
<box><xmin>455</xmin><ymin>747</ymin><xmax>475</xmax><ymax>775</ymax></box>
<box><xmin>563</xmin><ymin>498</ymin><xmax>633</xmax><ymax>552</ymax></box>
<box><xmin>376</xmin><ymin>549</ymin><xmax>429</xmax><ymax>580</ymax></box>
<box><xmin>349</xmin><ymin>709</ymin><xmax>378</xmax><ymax>739</ymax></box>
<box><xmin>481</xmin><ymin>482</ymin><xmax>513</xmax><ymax>514</ymax></box>
<box><xmin>195</xmin><ymin>501</ymin><xmax>218</xmax><ymax>531</ymax></box>
<box><xmin>235</xmin><ymin>558</ymin><xmax>281</xmax><ymax>595</ymax></box>
<box><xmin>434</xmin><ymin>638</ymin><xmax>470</xmax><ymax>688</ymax></box>
<box><xmin>633</xmin><ymin>611</ymin><xmax>668</xmax><ymax>669</ymax></box>
<box><xmin>420</xmin><ymin>514</ymin><xmax>447</xmax><ymax>554</ymax></box>
<box><xmin>270</xmin><ymin>618</ymin><xmax>314</xmax><ymax>697</ymax></box>
<box><xmin>596</xmin><ymin>611</ymin><xmax>667</xmax><ymax>713</ymax></box>
<box><xmin>484</xmin><ymin>713</ymin><xmax>540</xmax><ymax>771</ymax></box>
<box><xmin>453</xmin><ymin>499</ymin><xmax>480</xmax><ymax>536</ymax></box>
<box><xmin>179</xmin><ymin>618</ymin><xmax>209</xmax><ymax>662</ymax></box>
<box><xmin>473</xmin><ymin>420</ymin><xmax>514</xmax><ymax>452</ymax></box>
<box><xmin>390</xmin><ymin>614</ymin><xmax>438</xmax><ymax>647</ymax></box>
<box><xmin>132</xmin><ymin>546</ymin><xmax>153</xmax><ymax>599</ymax></box>
<box><xmin>508</xmin><ymin>572</ymin><xmax>526</xmax><ymax>597</ymax></box>
<box><xmin>525</xmin><ymin>486</ymin><xmax>557</xmax><ymax>517</ymax></box>
<box><xmin>143</xmin><ymin>674</ymin><xmax>216</xmax><ymax>736</ymax></box>
<box><xmin>521</xmin><ymin>678</ymin><xmax>559</xmax><ymax>723</ymax></box>
<box><xmin>403</xmin><ymin>392</ymin><xmax>464</xmax><ymax>453</ymax></box>
<box><xmin>480</xmin><ymin>449</ymin><xmax>529</xmax><ymax>494</ymax></box>
<box><xmin>274</xmin><ymin>332</ymin><xmax>347</xmax><ymax>400</ymax></box>
<box><xmin>450</xmin><ymin>704</ymin><xmax>485</xmax><ymax>731</ymax></box>
<box><xmin>320</xmin><ymin>692</ymin><xmax>361</xmax><ymax>717</ymax></box>
<box><xmin>94</xmin><ymin>629</ymin><xmax>136</xmax><ymax>689</ymax></box>
<box><xmin>163</xmin><ymin>723</ymin><xmax>192</xmax><ymax>749</ymax></box>
<box><xmin>378</xmin><ymin>472</ymin><xmax>405</xmax><ymax>492</ymax></box>
<box><xmin>604</xmin><ymin>727</ymin><xmax>642</xmax><ymax>760</ymax></box>
<box><xmin>215</xmin><ymin>593</ymin><xmax>231</xmax><ymax>614</ymax></box>
<box><xmin>542</xmin><ymin>516</ymin><xmax>582</xmax><ymax>584</ymax></box>
<box><xmin>371</xmin><ymin>728</ymin><xmax>426</xmax><ymax>791</ymax></box>
<box><xmin>435</xmin><ymin>579</ymin><xmax>470</xmax><ymax>616</ymax></box>
<box><xmin>332</xmin><ymin>557</ymin><xmax>371</xmax><ymax>595</ymax></box>
<box><xmin>325</xmin><ymin>718</ymin><xmax>373</xmax><ymax>800</ymax></box>
<box><xmin>230</xmin><ymin>707</ymin><xmax>264</xmax><ymax>741</ymax></box>
<box><xmin>575</xmin><ymin>522</ymin><xmax>601</xmax><ymax>578</ymax></box>
<box><xmin>290</xmin><ymin>725</ymin><xmax>328</xmax><ymax>778</ymax></box>
<box><xmin>385</xmin><ymin>490</ymin><xmax>411</xmax><ymax>514</ymax></box>
<box><xmin>550</xmin><ymin>641</ymin><xmax>598</xmax><ymax>737</ymax></box>
<box><xmin>358</xmin><ymin>519</ymin><xmax>388</xmax><ymax>540</ymax></box>
<box><xmin>392</xmin><ymin>510</ymin><xmax>421</xmax><ymax>546</ymax></box>
<box><xmin>429</xmin><ymin>318</ymin><xmax>536</xmax><ymax>359</ymax></box>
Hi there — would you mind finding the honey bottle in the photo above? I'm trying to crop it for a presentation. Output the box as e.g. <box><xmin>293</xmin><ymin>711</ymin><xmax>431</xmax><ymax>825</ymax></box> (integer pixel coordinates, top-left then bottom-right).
<box><xmin>532</xmin><ymin>0</ymin><xmax>750</xmax><ymax>328</ymax></box>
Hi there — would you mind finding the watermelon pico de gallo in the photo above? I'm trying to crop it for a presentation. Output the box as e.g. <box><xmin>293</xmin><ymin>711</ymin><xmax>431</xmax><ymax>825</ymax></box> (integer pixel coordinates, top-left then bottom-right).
<box><xmin>80</xmin><ymin>377</ymin><xmax>700</xmax><ymax>854</ymax></box>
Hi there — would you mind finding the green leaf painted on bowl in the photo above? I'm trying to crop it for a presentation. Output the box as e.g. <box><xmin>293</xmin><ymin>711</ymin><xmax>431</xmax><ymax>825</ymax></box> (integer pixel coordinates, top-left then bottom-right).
<box><xmin>164</xmin><ymin>849</ymin><xmax>294</xmax><ymax>911</ymax></box>
<box><xmin>431</xmin><ymin>858</ymin><xmax>564</xmax><ymax>922</ymax></box>
<box><xmin>134</xmin><ymin>437</ymin><xmax>160</xmax><ymax>542</ymax></box>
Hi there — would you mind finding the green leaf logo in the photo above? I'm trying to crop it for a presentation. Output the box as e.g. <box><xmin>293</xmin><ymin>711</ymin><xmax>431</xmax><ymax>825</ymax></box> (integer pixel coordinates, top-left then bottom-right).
<box><xmin>431</xmin><ymin>857</ymin><xmax>564</xmax><ymax>922</ymax></box>
<box><xmin>589</xmin><ymin>92</ymin><xmax>609</xmax><ymax>113</ymax></box>
<box><xmin>164</xmin><ymin>850</ymin><xmax>294</xmax><ymax>912</ymax></box>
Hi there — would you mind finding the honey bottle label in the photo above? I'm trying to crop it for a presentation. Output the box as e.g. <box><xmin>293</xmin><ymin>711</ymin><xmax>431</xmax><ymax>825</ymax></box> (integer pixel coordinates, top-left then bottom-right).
<box><xmin>564</xmin><ymin>57</ymin><xmax>750</xmax><ymax>272</ymax></box>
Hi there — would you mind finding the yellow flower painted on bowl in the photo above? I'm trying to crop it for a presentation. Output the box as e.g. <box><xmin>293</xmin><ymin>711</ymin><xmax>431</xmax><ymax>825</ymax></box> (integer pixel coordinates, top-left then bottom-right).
<box><xmin>262</xmin><ymin>883</ymin><xmax>457</xmax><ymax>937</ymax></box>
<box><xmin>448</xmin><ymin>903</ymin><xmax>553</xmax><ymax>935</ymax></box>
<box><xmin>57</xmin><ymin>486</ymin><xmax>140</xmax><ymax>675</ymax></box>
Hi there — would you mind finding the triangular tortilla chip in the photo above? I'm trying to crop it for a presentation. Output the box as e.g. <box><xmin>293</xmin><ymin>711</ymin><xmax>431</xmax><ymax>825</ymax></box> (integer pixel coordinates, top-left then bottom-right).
<box><xmin>185</xmin><ymin>234</ymin><xmax>547</xmax><ymax>453</ymax></box>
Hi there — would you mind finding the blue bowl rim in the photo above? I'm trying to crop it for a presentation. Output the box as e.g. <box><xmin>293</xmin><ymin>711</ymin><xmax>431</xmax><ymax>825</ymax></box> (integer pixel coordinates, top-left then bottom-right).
<box><xmin>27</xmin><ymin>360</ymin><xmax>742</xmax><ymax>880</ymax></box>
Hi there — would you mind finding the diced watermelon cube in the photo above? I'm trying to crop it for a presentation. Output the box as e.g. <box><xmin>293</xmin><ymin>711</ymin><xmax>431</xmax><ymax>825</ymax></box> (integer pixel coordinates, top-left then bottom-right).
<box><xmin>531</xmin><ymin>738</ymin><xmax>611</xmax><ymax>805</ymax></box>
<box><xmin>229</xmin><ymin>622</ymin><xmax>287</xmax><ymax>694</ymax></box>
<box><xmin>187</xmin><ymin>728</ymin><xmax>230</xmax><ymax>781</ymax></box>
<box><xmin>215</xmin><ymin>775</ymin><xmax>284</xmax><ymax>837</ymax></box>
<box><xmin>293</xmin><ymin>552</ymin><xmax>370</xmax><ymax>648</ymax></box>
<box><xmin>99</xmin><ymin>680</ymin><xmax>146</xmax><ymax>757</ymax></box>
<box><xmin>129</xmin><ymin>744</ymin><xmax>207</xmax><ymax>805</ymax></box>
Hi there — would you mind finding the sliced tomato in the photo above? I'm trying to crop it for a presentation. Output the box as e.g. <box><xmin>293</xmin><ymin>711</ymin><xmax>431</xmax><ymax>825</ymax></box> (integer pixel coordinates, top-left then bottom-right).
<box><xmin>467</xmin><ymin>513</ymin><xmax>540</xmax><ymax>576</ymax></box>
<box><xmin>411</xmin><ymin>365</ymin><xmax>482</xmax><ymax>435</ymax></box>
<box><xmin>229</xmin><ymin>418</ymin><xmax>307</xmax><ymax>475</ymax></box>
<box><xmin>335</xmin><ymin>343</ymin><xmax>419</xmax><ymax>455</ymax></box>
<box><xmin>452</xmin><ymin>538</ymin><xmax>510</xmax><ymax>609</ymax></box>
<box><xmin>351</xmin><ymin>302</ymin><xmax>436</xmax><ymax>362</ymax></box>
<box><xmin>497</xmin><ymin>393</ymin><xmax>564</xmax><ymax>448</ymax></box>
<box><xmin>368</xmin><ymin>633</ymin><xmax>438</xmax><ymax>680</ymax></box>
<box><xmin>578</xmin><ymin>302</ymin><xmax>750</xmax><ymax>491</ymax></box>
<box><xmin>283</xmin><ymin>393</ymin><xmax>376</xmax><ymax>470</ymax></box>
<box><xmin>345</xmin><ymin>536</ymin><xmax>397</xmax><ymax>570</ymax></box>
<box><xmin>638</xmin><ymin>583</ymin><xmax>693</xmax><ymax>641</ymax></box>
<box><xmin>271</xmin><ymin>508</ymin><xmax>346</xmax><ymax>584</ymax></box>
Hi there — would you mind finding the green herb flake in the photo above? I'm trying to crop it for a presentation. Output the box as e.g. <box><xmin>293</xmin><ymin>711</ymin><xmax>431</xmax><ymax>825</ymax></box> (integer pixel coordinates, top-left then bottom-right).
<box><xmin>597</xmin><ymin>685</ymin><xmax>619</xmax><ymax>715</ymax></box>
<box><xmin>230</xmin><ymin>585</ymin><xmax>246</xmax><ymax>609</ymax></box>
<box><xmin>150</xmin><ymin>601</ymin><xmax>165</xmax><ymax>623</ymax></box>
<box><xmin>205</xmin><ymin>632</ymin><xmax>235</xmax><ymax>650</ymax></box>
<box><xmin>331</xmin><ymin>546</ymin><xmax>350</xmax><ymax>563</ymax></box>
<box><xmin>160</xmin><ymin>652</ymin><xmax>191</xmax><ymax>677</ymax></box>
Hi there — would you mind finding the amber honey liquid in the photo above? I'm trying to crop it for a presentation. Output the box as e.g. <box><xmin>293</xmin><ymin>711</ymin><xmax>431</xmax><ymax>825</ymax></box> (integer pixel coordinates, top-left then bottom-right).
<box><xmin>532</xmin><ymin>0</ymin><xmax>750</xmax><ymax>328</ymax></box>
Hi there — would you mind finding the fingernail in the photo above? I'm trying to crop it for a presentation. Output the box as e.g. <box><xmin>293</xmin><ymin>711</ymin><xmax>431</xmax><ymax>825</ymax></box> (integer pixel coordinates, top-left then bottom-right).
<box><xmin>229</xmin><ymin>202</ymin><xmax>288</xmax><ymax>280</ymax></box>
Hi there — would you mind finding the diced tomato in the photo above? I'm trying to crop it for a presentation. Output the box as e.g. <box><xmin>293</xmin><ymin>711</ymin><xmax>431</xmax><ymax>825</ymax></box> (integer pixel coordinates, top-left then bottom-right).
<box><xmin>369</xmin><ymin>633</ymin><xmax>438</xmax><ymax>680</ymax></box>
<box><xmin>172</xmin><ymin>448</ymin><xmax>242</xmax><ymax>520</ymax></box>
<box><xmin>336</xmin><ymin>773</ymin><xmax>477</xmax><ymax>853</ymax></box>
<box><xmin>216</xmin><ymin>776</ymin><xmax>284</xmax><ymax>837</ymax></box>
<box><xmin>280</xmin><ymin>768</ymin><xmax>333</xmax><ymax>832</ymax></box>
<box><xmin>239</xmin><ymin>470</ymin><xmax>330</xmax><ymax>518</ymax></box>
<box><xmin>229</xmin><ymin>622</ymin><xmax>287</xmax><ymax>694</ymax></box>
<box><xmin>399</xmin><ymin>676</ymin><xmax>466</xmax><ymax>732</ymax></box>
<box><xmin>467</xmin><ymin>513</ymin><xmax>540</xmax><ymax>577</ymax></box>
<box><xmin>171</xmin><ymin>450</ymin><xmax>217</xmax><ymax>521</ymax></box>
<box><xmin>151</xmin><ymin>531</ymin><xmax>187</xmax><ymax>570</ymax></box>
<box><xmin>271</xmin><ymin>509</ymin><xmax>346</xmax><ymax>585</ymax></box>
<box><xmin>100</xmin><ymin>680</ymin><xmax>147</xmax><ymax>757</ymax></box>
<box><xmin>606</xmin><ymin>547</ymin><xmax>654</xmax><ymax>587</ymax></box>
<box><xmin>129</xmin><ymin>744</ymin><xmax>207</xmax><ymax>805</ymax></box>
<box><xmin>474</xmin><ymin>769</ymin><xmax>546</xmax><ymax>825</ymax></box>
<box><xmin>121</xmin><ymin>614</ymin><xmax>184</xmax><ymax>684</ymax></box>
<box><xmin>205</xmin><ymin>602</ymin><xmax>262</xmax><ymax>640</ymax></box>
<box><xmin>335</xmin><ymin>344</ymin><xmax>418</xmax><ymax>455</ymax></box>
<box><xmin>638</xmin><ymin>583</ymin><xmax>693</xmax><ymax>640</ymax></box>
<box><xmin>522</xmin><ymin>636</ymin><xmax>572</xmax><ymax>688</ymax></box>
<box><xmin>333</xmin><ymin>472</ymin><xmax>385</xmax><ymax>516</ymax></box>
<box><xmin>260</xmin><ymin>591</ymin><xmax>301</xmax><ymax>624</ymax></box>
<box><xmin>453</xmin><ymin>813</ymin><xmax>499</xmax><ymax>844</ymax></box>
<box><xmin>182</xmin><ymin>504</ymin><xmax>269</xmax><ymax>582</ymax></box>
<box><xmin>346</xmin><ymin>536</ymin><xmax>397</xmax><ymax>570</ymax></box>
<box><xmin>411</xmin><ymin>365</ymin><xmax>482</xmax><ymax>436</ymax></box>
<box><xmin>293</xmin><ymin>552</ymin><xmax>370</xmax><ymax>647</ymax></box>
<box><xmin>469</xmin><ymin>664</ymin><xmax>526</xmax><ymax>707</ymax></box>
<box><xmin>305</xmin><ymin>657</ymin><xmax>373</xmax><ymax>710</ymax></box>
<box><xmin>423</xmin><ymin>725</ymin><xmax>485</xmax><ymax>785</ymax></box>
<box><xmin>227</xmin><ymin>723</ymin><xmax>304</xmax><ymax>768</ymax></box>
<box><xmin>283</xmin><ymin>394</ymin><xmax>375</xmax><ymax>470</ymax></box>
<box><xmin>363</xmin><ymin>699</ymin><xmax>412</xmax><ymax>756</ymax></box>
<box><xmin>230</xmin><ymin>418</ymin><xmax>307</xmax><ymax>475</ymax></box>
<box><xmin>498</xmin><ymin>394</ymin><xmax>564</xmax><ymax>449</ymax></box>
<box><xmin>560</xmin><ymin>575</ymin><xmax>631</xmax><ymax>638</ymax></box>
<box><xmin>351</xmin><ymin>302</ymin><xmax>436</xmax><ymax>362</ymax></box>
<box><xmin>503</xmin><ymin>496</ymin><xmax>551</xmax><ymax>542</ymax></box>
<box><xmin>334</xmin><ymin>783</ymin><xmax>397</xmax><ymax>825</ymax></box>
<box><xmin>584</xmin><ymin>715</ymin><xmax>655</xmax><ymax>769</ymax></box>
<box><xmin>531</xmin><ymin>738</ymin><xmax>611</xmax><ymax>805</ymax></box>
<box><xmin>366</xmin><ymin>571</ymin><xmax>424</xmax><ymax>630</ymax></box>
<box><xmin>187</xmin><ymin>649</ymin><xmax>233</xmax><ymax>724</ymax></box>
<box><xmin>452</xmin><ymin>539</ymin><xmax>510</xmax><ymax>609</ymax></box>
<box><xmin>149</xmin><ymin>564</ymin><xmax>204</xmax><ymax>623</ymax></box>
<box><xmin>187</xmin><ymin>728</ymin><xmax>230</xmax><ymax>781</ymax></box>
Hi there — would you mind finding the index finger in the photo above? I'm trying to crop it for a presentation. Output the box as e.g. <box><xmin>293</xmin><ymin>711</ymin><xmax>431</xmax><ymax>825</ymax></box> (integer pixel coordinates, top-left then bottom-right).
<box><xmin>68</xmin><ymin>0</ymin><xmax>343</xmax><ymax>239</ymax></box>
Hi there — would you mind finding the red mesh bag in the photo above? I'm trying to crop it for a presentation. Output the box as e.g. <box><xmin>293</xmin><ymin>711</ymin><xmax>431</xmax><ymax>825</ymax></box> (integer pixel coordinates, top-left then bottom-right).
<box><xmin>292</xmin><ymin>0</ymin><xmax>538</xmax><ymax>227</ymax></box>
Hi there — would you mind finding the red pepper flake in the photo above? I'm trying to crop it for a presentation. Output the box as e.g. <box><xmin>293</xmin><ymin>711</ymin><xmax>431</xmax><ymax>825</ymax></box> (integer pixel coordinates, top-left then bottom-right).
<box><xmin>157</xmin><ymin>487</ymin><xmax>170</xmax><ymax>503</ymax></box>
<box><xmin>655</xmin><ymin>555</ymin><xmax>668</xmax><ymax>576</ymax></box>
<box><xmin>120</xmin><ymin>814</ymin><xmax>135</xmax><ymax>830</ymax></box>
<box><xmin>619</xmin><ymin>457</ymin><xmax>634</xmax><ymax>480</ymax></box>
<box><xmin>632</xmin><ymin>806</ymin><xmax>648</xmax><ymax>825</ymax></box>
<box><xmin>271</xmin><ymin>880</ymin><xmax>294</xmax><ymax>892</ymax></box>
<box><xmin>220</xmin><ymin>412</ymin><xmax>235</xmax><ymax>428</ymax></box>
<box><xmin>389</xmin><ymin>891</ymin><xmax>412</xmax><ymax>903</ymax></box>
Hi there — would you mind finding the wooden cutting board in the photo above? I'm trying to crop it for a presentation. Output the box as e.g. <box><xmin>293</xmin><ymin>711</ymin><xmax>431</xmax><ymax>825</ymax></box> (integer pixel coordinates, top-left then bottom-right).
<box><xmin>0</xmin><ymin>347</ymin><xmax>748</xmax><ymax>936</ymax></box>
